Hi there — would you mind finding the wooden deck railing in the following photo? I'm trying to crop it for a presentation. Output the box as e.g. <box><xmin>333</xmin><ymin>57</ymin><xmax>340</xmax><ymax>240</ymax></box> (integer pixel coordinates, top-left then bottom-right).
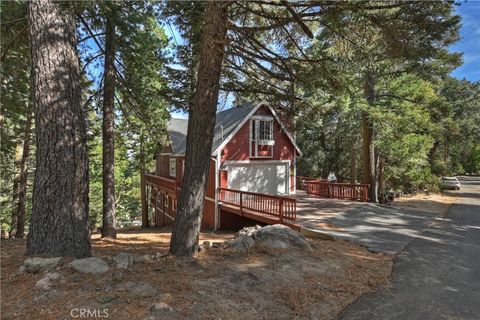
<box><xmin>219</xmin><ymin>188</ymin><xmax>296</xmax><ymax>223</ymax></box>
<box><xmin>296</xmin><ymin>176</ymin><xmax>322</xmax><ymax>190</ymax></box>
<box><xmin>304</xmin><ymin>180</ymin><xmax>369</xmax><ymax>202</ymax></box>
<box><xmin>144</xmin><ymin>173</ymin><xmax>182</xmax><ymax>198</ymax></box>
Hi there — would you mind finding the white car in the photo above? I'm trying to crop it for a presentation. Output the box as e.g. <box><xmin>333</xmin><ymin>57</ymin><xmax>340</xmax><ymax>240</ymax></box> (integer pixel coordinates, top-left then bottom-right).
<box><xmin>440</xmin><ymin>177</ymin><xmax>461</xmax><ymax>190</ymax></box>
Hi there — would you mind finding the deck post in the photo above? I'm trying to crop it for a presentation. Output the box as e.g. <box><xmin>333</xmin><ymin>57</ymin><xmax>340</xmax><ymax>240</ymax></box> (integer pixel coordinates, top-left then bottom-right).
<box><xmin>279</xmin><ymin>198</ymin><xmax>283</xmax><ymax>224</ymax></box>
<box><xmin>240</xmin><ymin>192</ymin><xmax>243</xmax><ymax>216</ymax></box>
<box><xmin>141</xmin><ymin>171</ymin><xmax>148</xmax><ymax>227</ymax></box>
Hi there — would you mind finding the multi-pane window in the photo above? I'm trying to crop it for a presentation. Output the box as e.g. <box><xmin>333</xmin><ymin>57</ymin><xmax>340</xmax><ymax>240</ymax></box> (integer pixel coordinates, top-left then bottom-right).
<box><xmin>259</xmin><ymin>120</ymin><xmax>273</xmax><ymax>141</ymax></box>
<box><xmin>169</xmin><ymin>158</ymin><xmax>176</xmax><ymax>177</ymax></box>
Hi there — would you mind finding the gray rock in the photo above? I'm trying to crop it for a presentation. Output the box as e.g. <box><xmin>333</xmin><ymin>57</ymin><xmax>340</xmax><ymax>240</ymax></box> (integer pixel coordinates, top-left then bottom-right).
<box><xmin>154</xmin><ymin>252</ymin><xmax>168</xmax><ymax>260</ymax></box>
<box><xmin>117</xmin><ymin>281</ymin><xmax>157</xmax><ymax>297</ymax></box>
<box><xmin>70</xmin><ymin>257</ymin><xmax>109</xmax><ymax>274</ymax></box>
<box><xmin>226</xmin><ymin>235</ymin><xmax>255</xmax><ymax>252</ymax></box>
<box><xmin>114</xmin><ymin>253</ymin><xmax>134</xmax><ymax>269</ymax></box>
<box><xmin>22</xmin><ymin>257</ymin><xmax>62</xmax><ymax>273</ymax></box>
<box><xmin>253</xmin><ymin>224</ymin><xmax>312</xmax><ymax>253</ymax></box>
<box><xmin>148</xmin><ymin>302</ymin><xmax>176</xmax><ymax>319</ymax></box>
<box><xmin>35</xmin><ymin>272</ymin><xmax>61</xmax><ymax>290</ymax></box>
<box><xmin>212</xmin><ymin>242</ymin><xmax>227</xmax><ymax>249</ymax></box>
<box><xmin>235</xmin><ymin>225</ymin><xmax>262</xmax><ymax>237</ymax></box>
<box><xmin>133</xmin><ymin>254</ymin><xmax>153</xmax><ymax>263</ymax></box>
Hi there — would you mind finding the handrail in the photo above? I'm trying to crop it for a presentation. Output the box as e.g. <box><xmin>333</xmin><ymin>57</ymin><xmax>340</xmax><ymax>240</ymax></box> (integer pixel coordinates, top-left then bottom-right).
<box><xmin>303</xmin><ymin>180</ymin><xmax>369</xmax><ymax>202</ymax></box>
<box><xmin>219</xmin><ymin>188</ymin><xmax>296</xmax><ymax>222</ymax></box>
<box><xmin>218</xmin><ymin>187</ymin><xmax>296</xmax><ymax>201</ymax></box>
<box><xmin>144</xmin><ymin>174</ymin><xmax>182</xmax><ymax>200</ymax></box>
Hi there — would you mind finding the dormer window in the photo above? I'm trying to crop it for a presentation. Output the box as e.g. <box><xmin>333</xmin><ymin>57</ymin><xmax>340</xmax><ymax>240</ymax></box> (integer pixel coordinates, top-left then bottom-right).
<box><xmin>250</xmin><ymin>116</ymin><xmax>275</xmax><ymax>157</ymax></box>
<box><xmin>259</xmin><ymin>120</ymin><xmax>273</xmax><ymax>141</ymax></box>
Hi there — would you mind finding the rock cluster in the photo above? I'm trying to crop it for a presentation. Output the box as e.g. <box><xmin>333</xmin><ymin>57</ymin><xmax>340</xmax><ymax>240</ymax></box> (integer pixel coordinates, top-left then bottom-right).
<box><xmin>70</xmin><ymin>257</ymin><xmax>110</xmax><ymax>275</ymax></box>
<box><xmin>220</xmin><ymin>224</ymin><xmax>311</xmax><ymax>254</ymax></box>
<box><xmin>21</xmin><ymin>257</ymin><xmax>62</xmax><ymax>273</ymax></box>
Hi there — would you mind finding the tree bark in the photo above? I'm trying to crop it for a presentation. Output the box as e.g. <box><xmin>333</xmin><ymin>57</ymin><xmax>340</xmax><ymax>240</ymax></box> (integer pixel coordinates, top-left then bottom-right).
<box><xmin>428</xmin><ymin>140</ymin><xmax>439</xmax><ymax>166</ymax></box>
<box><xmin>350</xmin><ymin>137</ymin><xmax>357</xmax><ymax>184</ymax></box>
<box><xmin>9</xmin><ymin>144</ymin><xmax>21</xmax><ymax>238</ymax></box>
<box><xmin>362</xmin><ymin>72</ymin><xmax>377</xmax><ymax>202</ymax></box>
<box><xmin>15</xmin><ymin>110</ymin><xmax>33</xmax><ymax>238</ymax></box>
<box><xmin>170</xmin><ymin>1</ymin><xmax>229</xmax><ymax>257</ymax></box>
<box><xmin>26</xmin><ymin>0</ymin><xmax>91</xmax><ymax>257</ymax></box>
<box><xmin>101</xmin><ymin>14</ymin><xmax>117</xmax><ymax>239</ymax></box>
<box><xmin>140</xmin><ymin>133</ymin><xmax>149</xmax><ymax>228</ymax></box>
<box><xmin>378</xmin><ymin>155</ymin><xmax>385</xmax><ymax>195</ymax></box>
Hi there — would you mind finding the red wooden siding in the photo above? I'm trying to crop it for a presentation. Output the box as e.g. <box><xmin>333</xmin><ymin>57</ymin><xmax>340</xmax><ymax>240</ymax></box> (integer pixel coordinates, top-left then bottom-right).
<box><xmin>219</xmin><ymin>106</ymin><xmax>297</xmax><ymax>191</ymax></box>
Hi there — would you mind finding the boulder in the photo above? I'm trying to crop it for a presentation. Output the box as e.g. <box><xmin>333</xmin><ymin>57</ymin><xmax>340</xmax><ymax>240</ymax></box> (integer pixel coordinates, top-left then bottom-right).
<box><xmin>133</xmin><ymin>254</ymin><xmax>153</xmax><ymax>263</ymax></box>
<box><xmin>70</xmin><ymin>257</ymin><xmax>109</xmax><ymax>275</ymax></box>
<box><xmin>253</xmin><ymin>224</ymin><xmax>312</xmax><ymax>253</ymax></box>
<box><xmin>145</xmin><ymin>302</ymin><xmax>177</xmax><ymax>320</ymax></box>
<box><xmin>225</xmin><ymin>236</ymin><xmax>255</xmax><ymax>252</ymax></box>
<box><xmin>22</xmin><ymin>257</ymin><xmax>62</xmax><ymax>273</ymax></box>
<box><xmin>235</xmin><ymin>225</ymin><xmax>262</xmax><ymax>237</ymax></box>
<box><xmin>116</xmin><ymin>281</ymin><xmax>157</xmax><ymax>297</ymax></box>
<box><xmin>35</xmin><ymin>272</ymin><xmax>61</xmax><ymax>290</ymax></box>
<box><xmin>114</xmin><ymin>253</ymin><xmax>134</xmax><ymax>269</ymax></box>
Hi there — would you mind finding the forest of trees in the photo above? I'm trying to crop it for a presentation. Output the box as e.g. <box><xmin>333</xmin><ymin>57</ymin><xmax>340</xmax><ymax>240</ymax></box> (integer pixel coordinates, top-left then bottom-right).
<box><xmin>1</xmin><ymin>1</ymin><xmax>479</xmax><ymax>257</ymax></box>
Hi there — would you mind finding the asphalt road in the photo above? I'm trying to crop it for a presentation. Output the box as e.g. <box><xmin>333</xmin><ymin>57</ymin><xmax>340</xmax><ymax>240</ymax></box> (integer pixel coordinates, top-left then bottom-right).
<box><xmin>340</xmin><ymin>176</ymin><xmax>480</xmax><ymax>320</ymax></box>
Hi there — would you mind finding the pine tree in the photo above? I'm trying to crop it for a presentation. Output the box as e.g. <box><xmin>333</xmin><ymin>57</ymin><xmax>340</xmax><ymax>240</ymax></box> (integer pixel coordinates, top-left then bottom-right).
<box><xmin>26</xmin><ymin>0</ymin><xmax>91</xmax><ymax>257</ymax></box>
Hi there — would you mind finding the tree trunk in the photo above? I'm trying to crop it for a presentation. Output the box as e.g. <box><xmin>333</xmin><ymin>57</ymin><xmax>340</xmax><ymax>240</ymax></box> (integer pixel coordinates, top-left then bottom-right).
<box><xmin>9</xmin><ymin>144</ymin><xmax>21</xmax><ymax>238</ymax></box>
<box><xmin>140</xmin><ymin>133</ymin><xmax>149</xmax><ymax>228</ymax></box>
<box><xmin>428</xmin><ymin>140</ymin><xmax>439</xmax><ymax>166</ymax></box>
<box><xmin>350</xmin><ymin>138</ymin><xmax>357</xmax><ymax>184</ymax></box>
<box><xmin>15</xmin><ymin>110</ymin><xmax>33</xmax><ymax>238</ymax></box>
<box><xmin>378</xmin><ymin>155</ymin><xmax>385</xmax><ymax>195</ymax></box>
<box><xmin>26</xmin><ymin>0</ymin><xmax>91</xmax><ymax>257</ymax></box>
<box><xmin>170</xmin><ymin>1</ymin><xmax>229</xmax><ymax>257</ymax></box>
<box><xmin>362</xmin><ymin>72</ymin><xmax>377</xmax><ymax>202</ymax></box>
<box><xmin>101</xmin><ymin>15</ymin><xmax>117</xmax><ymax>239</ymax></box>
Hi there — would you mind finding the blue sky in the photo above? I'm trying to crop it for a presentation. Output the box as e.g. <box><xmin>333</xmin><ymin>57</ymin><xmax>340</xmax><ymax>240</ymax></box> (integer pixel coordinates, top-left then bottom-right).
<box><xmin>450</xmin><ymin>1</ymin><xmax>480</xmax><ymax>81</ymax></box>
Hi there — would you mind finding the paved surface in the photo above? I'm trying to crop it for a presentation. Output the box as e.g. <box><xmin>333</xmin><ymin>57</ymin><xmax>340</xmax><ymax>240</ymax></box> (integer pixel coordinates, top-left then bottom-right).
<box><xmin>340</xmin><ymin>176</ymin><xmax>480</xmax><ymax>320</ymax></box>
<box><xmin>295</xmin><ymin>193</ymin><xmax>444</xmax><ymax>254</ymax></box>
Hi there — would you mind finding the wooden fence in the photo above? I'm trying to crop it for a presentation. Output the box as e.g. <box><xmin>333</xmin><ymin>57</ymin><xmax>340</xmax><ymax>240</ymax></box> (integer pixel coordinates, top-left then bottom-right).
<box><xmin>219</xmin><ymin>188</ymin><xmax>296</xmax><ymax>223</ymax></box>
<box><xmin>304</xmin><ymin>180</ymin><xmax>369</xmax><ymax>202</ymax></box>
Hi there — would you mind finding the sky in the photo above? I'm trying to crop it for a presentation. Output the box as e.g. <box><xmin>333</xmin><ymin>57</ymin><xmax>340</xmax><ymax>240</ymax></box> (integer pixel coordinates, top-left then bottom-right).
<box><xmin>450</xmin><ymin>1</ymin><xmax>480</xmax><ymax>81</ymax></box>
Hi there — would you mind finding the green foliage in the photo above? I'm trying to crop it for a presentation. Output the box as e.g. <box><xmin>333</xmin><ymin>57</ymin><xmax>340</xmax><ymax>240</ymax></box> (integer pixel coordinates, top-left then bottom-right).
<box><xmin>0</xmin><ymin>0</ymin><xmax>32</xmax><ymax>232</ymax></box>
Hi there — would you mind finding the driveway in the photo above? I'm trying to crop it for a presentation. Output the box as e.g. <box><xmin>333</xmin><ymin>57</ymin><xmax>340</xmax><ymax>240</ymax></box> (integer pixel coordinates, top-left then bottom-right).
<box><xmin>296</xmin><ymin>192</ymin><xmax>446</xmax><ymax>255</ymax></box>
<box><xmin>340</xmin><ymin>176</ymin><xmax>480</xmax><ymax>319</ymax></box>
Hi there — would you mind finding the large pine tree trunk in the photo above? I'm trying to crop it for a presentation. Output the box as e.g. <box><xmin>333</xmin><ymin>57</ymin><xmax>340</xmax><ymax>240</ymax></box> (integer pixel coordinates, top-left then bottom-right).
<box><xmin>26</xmin><ymin>0</ymin><xmax>91</xmax><ymax>257</ymax></box>
<box><xmin>362</xmin><ymin>72</ymin><xmax>377</xmax><ymax>202</ymax></box>
<box><xmin>101</xmin><ymin>15</ymin><xmax>117</xmax><ymax>239</ymax></box>
<box><xmin>140</xmin><ymin>133</ymin><xmax>149</xmax><ymax>228</ymax></box>
<box><xmin>170</xmin><ymin>1</ymin><xmax>229</xmax><ymax>257</ymax></box>
<box><xmin>15</xmin><ymin>110</ymin><xmax>33</xmax><ymax>238</ymax></box>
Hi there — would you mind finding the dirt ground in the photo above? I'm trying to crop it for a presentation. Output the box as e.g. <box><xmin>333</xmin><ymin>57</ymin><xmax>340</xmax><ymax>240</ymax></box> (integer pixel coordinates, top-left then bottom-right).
<box><xmin>1</xmin><ymin>229</ymin><xmax>392</xmax><ymax>320</ymax></box>
<box><xmin>393</xmin><ymin>191</ymin><xmax>456</xmax><ymax>216</ymax></box>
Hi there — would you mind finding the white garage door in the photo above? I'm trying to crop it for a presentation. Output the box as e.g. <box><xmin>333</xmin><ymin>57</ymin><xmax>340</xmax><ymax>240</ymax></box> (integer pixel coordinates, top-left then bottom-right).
<box><xmin>227</xmin><ymin>162</ymin><xmax>288</xmax><ymax>195</ymax></box>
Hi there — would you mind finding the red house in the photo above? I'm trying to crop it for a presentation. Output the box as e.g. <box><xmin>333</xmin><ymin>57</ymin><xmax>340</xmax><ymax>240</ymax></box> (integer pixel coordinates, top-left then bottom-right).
<box><xmin>143</xmin><ymin>103</ymin><xmax>302</xmax><ymax>230</ymax></box>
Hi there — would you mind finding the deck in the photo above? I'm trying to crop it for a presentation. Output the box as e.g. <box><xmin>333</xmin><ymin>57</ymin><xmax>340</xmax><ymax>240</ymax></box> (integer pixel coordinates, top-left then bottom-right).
<box><xmin>218</xmin><ymin>188</ymin><xmax>299</xmax><ymax>230</ymax></box>
<box><xmin>141</xmin><ymin>173</ymin><xmax>369</xmax><ymax>231</ymax></box>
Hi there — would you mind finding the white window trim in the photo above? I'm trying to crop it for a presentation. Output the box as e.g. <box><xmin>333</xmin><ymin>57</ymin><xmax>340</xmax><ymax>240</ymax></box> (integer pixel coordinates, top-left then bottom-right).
<box><xmin>250</xmin><ymin>117</ymin><xmax>274</xmax><ymax>159</ymax></box>
<box><xmin>169</xmin><ymin>158</ymin><xmax>176</xmax><ymax>177</ymax></box>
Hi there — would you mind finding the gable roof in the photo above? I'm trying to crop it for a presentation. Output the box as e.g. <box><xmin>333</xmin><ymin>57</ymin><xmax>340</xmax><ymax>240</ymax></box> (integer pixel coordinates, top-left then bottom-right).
<box><xmin>166</xmin><ymin>103</ymin><xmax>301</xmax><ymax>156</ymax></box>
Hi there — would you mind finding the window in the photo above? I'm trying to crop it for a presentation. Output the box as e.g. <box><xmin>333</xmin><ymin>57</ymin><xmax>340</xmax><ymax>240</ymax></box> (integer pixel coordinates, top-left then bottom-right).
<box><xmin>164</xmin><ymin>195</ymin><xmax>169</xmax><ymax>208</ymax></box>
<box><xmin>259</xmin><ymin>120</ymin><xmax>273</xmax><ymax>141</ymax></box>
<box><xmin>169</xmin><ymin>158</ymin><xmax>176</xmax><ymax>177</ymax></box>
